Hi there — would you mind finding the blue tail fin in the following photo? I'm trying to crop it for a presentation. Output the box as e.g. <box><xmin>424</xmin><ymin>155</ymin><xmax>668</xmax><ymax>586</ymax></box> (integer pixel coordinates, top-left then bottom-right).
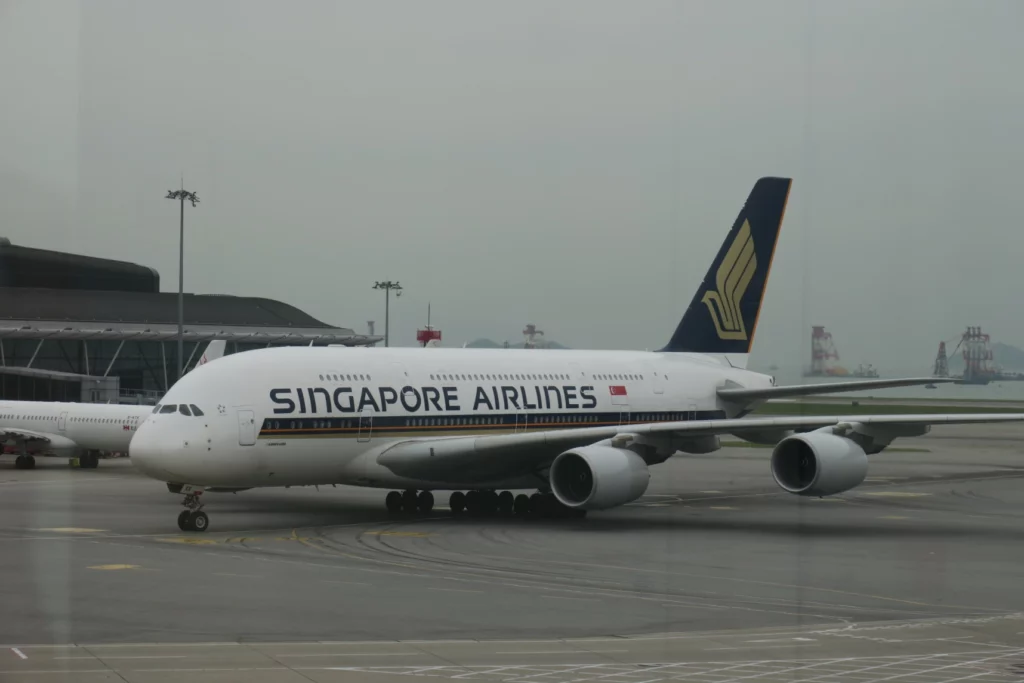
<box><xmin>661</xmin><ymin>177</ymin><xmax>792</xmax><ymax>354</ymax></box>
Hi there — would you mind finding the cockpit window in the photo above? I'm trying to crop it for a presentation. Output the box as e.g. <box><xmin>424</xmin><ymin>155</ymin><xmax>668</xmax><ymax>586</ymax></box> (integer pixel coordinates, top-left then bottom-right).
<box><xmin>159</xmin><ymin>404</ymin><xmax>177</xmax><ymax>414</ymax></box>
<box><xmin>178</xmin><ymin>405</ymin><xmax>192</xmax><ymax>416</ymax></box>
<box><xmin>152</xmin><ymin>404</ymin><xmax>162</xmax><ymax>414</ymax></box>
<box><xmin>190</xmin><ymin>404</ymin><xmax>204</xmax><ymax>416</ymax></box>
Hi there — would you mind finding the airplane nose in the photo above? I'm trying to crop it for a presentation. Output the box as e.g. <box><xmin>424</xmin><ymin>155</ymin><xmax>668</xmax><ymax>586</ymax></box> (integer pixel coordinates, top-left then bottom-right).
<box><xmin>129</xmin><ymin>422</ymin><xmax>170</xmax><ymax>481</ymax></box>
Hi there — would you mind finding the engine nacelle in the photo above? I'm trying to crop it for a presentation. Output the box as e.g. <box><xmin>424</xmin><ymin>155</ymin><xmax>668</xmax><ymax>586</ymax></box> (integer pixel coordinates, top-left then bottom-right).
<box><xmin>549</xmin><ymin>446</ymin><xmax>650</xmax><ymax>510</ymax></box>
<box><xmin>770</xmin><ymin>432</ymin><xmax>869</xmax><ymax>497</ymax></box>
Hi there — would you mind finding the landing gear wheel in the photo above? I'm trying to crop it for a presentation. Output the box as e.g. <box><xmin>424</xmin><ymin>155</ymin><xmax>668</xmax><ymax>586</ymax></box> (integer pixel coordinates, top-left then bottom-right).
<box><xmin>417</xmin><ymin>490</ymin><xmax>434</xmax><ymax>514</ymax></box>
<box><xmin>401</xmin><ymin>489</ymin><xmax>418</xmax><ymax>513</ymax></box>
<box><xmin>497</xmin><ymin>491</ymin><xmax>514</xmax><ymax>516</ymax></box>
<box><xmin>80</xmin><ymin>452</ymin><xmax>99</xmax><ymax>469</ymax></box>
<box><xmin>385</xmin><ymin>491</ymin><xmax>403</xmax><ymax>513</ymax></box>
<box><xmin>178</xmin><ymin>489</ymin><xmax>205</xmax><ymax>531</ymax></box>
<box><xmin>482</xmin><ymin>490</ymin><xmax>499</xmax><ymax>516</ymax></box>
<box><xmin>449</xmin><ymin>491</ymin><xmax>466</xmax><ymax>515</ymax></box>
<box><xmin>190</xmin><ymin>511</ymin><xmax>209</xmax><ymax>532</ymax></box>
<box><xmin>513</xmin><ymin>494</ymin><xmax>530</xmax><ymax>517</ymax></box>
<box><xmin>15</xmin><ymin>455</ymin><xmax>35</xmax><ymax>470</ymax></box>
<box><xmin>465</xmin><ymin>490</ymin><xmax>481</xmax><ymax>515</ymax></box>
<box><xmin>528</xmin><ymin>492</ymin><xmax>544</xmax><ymax>518</ymax></box>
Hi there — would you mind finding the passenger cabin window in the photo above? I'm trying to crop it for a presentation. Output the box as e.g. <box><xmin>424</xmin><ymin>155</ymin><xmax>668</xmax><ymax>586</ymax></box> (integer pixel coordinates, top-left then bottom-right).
<box><xmin>159</xmin><ymin>404</ymin><xmax>177</xmax><ymax>414</ymax></box>
<box><xmin>190</xmin><ymin>404</ymin><xmax>204</xmax><ymax>416</ymax></box>
<box><xmin>179</xmin><ymin>405</ymin><xmax>192</xmax><ymax>416</ymax></box>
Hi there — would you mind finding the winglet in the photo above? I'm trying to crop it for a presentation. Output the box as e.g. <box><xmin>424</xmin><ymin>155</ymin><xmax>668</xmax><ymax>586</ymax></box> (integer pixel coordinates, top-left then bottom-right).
<box><xmin>662</xmin><ymin>177</ymin><xmax>792</xmax><ymax>354</ymax></box>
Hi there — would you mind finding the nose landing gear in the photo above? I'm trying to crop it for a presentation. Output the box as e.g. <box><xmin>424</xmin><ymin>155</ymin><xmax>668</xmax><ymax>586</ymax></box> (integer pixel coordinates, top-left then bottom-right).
<box><xmin>177</xmin><ymin>487</ymin><xmax>209</xmax><ymax>532</ymax></box>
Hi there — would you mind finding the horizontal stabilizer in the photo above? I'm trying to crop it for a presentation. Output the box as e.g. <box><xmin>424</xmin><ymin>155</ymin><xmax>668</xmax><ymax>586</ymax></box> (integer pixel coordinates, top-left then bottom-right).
<box><xmin>717</xmin><ymin>377</ymin><xmax>956</xmax><ymax>402</ymax></box>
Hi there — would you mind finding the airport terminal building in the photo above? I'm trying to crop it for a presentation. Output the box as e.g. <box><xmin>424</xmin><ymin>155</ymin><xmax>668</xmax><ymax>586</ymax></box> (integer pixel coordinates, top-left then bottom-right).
<box><xmin>0</xmin><ymin>238</ymin><xmax>378</xmax><ymax>403</ymax></box>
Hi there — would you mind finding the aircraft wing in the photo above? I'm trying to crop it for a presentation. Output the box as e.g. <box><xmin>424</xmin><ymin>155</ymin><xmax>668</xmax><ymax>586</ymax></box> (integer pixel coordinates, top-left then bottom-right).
<box><xmin>375</xmin><ymin>412</ymin><xmax>1024</xmax><ymax>482</ymax></box>
<box><xmin>718</xmin><ymin>377</ymin><xmax>955</xmax><ymax>402</ymax></box>
<box><xmin>0</xmin><ymin>428</ymin><xmax>56</xmax><ymax>447</ymax></box>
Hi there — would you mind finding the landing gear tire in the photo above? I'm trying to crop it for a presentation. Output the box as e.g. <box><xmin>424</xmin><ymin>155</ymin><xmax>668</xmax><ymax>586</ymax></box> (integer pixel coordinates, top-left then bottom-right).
<box><xmin>401</xmin><ymin>489</ymin><xmax>418</xmax><ymax>513</ymax></box>
<box><xmin>513</xmin><ymin>494</ymin><xmax>530</xmax><ymax>517</ymax></box>
<box><xmin>497</xmin><ymin>491</ymin><xmax>514</xmax><ymax>516</ymax></box>
<box><xmin>15</xmin><ymin>455</ymin><xmax>35</xmax><ymax>470</ymax></box>
<box><xmin>465</xmin><ymin>490</ymin><xmax>481</xmax><ymax>515</ymax></box>
<box><xmin>79</xmin><ymin>452</ymin><xmax>99</xmax><ymax>469</ymax></box>
<box><xmin>178</xmin><ymin>489</ymin><xmax>205</xmax><ymax>531</ymax></box>
<box><xmin>385</xmin><ymin>491</ymin><xmax>403</xmax><ymax>513</ymax></box>
<box><xmin>528</xmin><ymin>492</ymin><xmax>544</xmax><ymax>518</ymax></box>
<box><xmin>190</xmin><ymin>511</ymin><xmax>209</xmax><ymax>532</ymax></box>
<box><xmin>449</xmin><ymin>491</ymin><xmax>466</xmax><ymax>515</ymax></box>
<box><xmin>417</xmin><ymin>490</ymin><xmax>434</xmax><ymax>514</ymax></box>
<box><xmin>482</xmin><ymin>490</ymin><xmax>499</xmax><ymax>516</ymax></box>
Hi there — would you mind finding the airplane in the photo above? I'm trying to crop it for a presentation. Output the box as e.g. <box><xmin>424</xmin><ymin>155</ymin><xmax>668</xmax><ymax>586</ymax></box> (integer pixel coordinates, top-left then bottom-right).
<box><xmin>128</xmin><ymin>177</ymin><xmax>1024</xmax><ymax>533</ymax></box>
<box><xmin>0</xmin><ymin>339</ymin><xmax>226</xmax><ymax>470</ymax></box>
<box><xmin>195</xmin><ymin>339</ymin><xmax>226</xmax><ymax>368</ymax></box>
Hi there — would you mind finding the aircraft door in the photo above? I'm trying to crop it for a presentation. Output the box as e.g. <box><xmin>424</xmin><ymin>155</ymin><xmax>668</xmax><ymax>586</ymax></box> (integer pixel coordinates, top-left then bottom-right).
<box><xmin>619</xmin><ymin>405</ymin><xmax>631</xmax><ymax>426</ymax></box>
<box><xmin>569</xmin><ymin>362</ymin><xmax>585</xmax><ymax>382</ymax></box>
<box><xmin>645</xmin><ymin>364</ymin><xmax>666</xmax><ymax>394</ymax></box>
<box><xmin>58</xmin><ymin>411</ymin><xmax>68</xmax><ymax>432</ymax></box>
<box><xmin>357</xmin><ymin>408</ymin><xmax>373</xmax><ymax>443</ymax></box>
<box><xmin>688</xmin><ymin>402</ymin><xmax>698</xmax><ymax>422</ymax></box>
<box><xmin>237</xmin><ymin>409</ymin><xmax>256</xmax><ymax>446</ymax></box>
<box><xmin>515</xmin><ymin>412</ymin><xmax>529</xmax><ymax>433</ymax></box>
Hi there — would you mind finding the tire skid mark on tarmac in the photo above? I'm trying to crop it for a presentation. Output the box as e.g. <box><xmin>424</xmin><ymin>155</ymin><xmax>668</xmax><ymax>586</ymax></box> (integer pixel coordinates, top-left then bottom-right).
<box><xmin>277</xmin><ymin>520</ymin><xmax>939</xmax><ymax>625</ymax></box>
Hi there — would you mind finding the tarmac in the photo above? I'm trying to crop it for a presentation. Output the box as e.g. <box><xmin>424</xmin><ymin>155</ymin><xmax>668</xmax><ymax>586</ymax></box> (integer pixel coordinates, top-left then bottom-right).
<box><xmin>1</xmin><ymin>422</ymin><xmax>1024</xmax><ymax>682</ymax></box>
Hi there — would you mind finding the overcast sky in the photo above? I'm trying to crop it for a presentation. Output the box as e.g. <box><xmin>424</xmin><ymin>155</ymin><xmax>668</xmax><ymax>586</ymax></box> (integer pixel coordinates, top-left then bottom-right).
<box><xmin>1</xmin><ymin>0</ymin><xmax>1022</xmax><ymax>374</ymax></box>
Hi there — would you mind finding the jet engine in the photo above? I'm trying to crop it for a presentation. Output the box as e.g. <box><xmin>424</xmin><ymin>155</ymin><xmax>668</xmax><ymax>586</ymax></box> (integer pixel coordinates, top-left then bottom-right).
<box><xmin>549</xmin><ymin>446</ymin><xmax>650</xmax><ymax>510</ymax></box>
<box><xmin>770</xmin><ymin>431</ymin><xmax>869</xmax><ymax>497</ymax></box>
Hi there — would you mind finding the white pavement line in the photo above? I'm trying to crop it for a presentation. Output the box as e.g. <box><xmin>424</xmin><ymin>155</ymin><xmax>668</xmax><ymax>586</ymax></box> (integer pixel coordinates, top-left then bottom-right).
<box><xmin>322</xmin><ymin>579</ymin><xmax>372</xmax><ymax>586</ymax></box>
<box><xmin>496</xmin><ymin>650</ymin><xmax>587</xmax><ymax>655</ymax></box>
<box><xmin>277</xmin><ymin>652</ymin><xmax>419</xmax><ymax>657</ymax></box>
<box><xmin>84</xmin><ymin>655</ymin><xmax>191</xmax><ymax>659</ymax></box>
<box><xmin>715</xmin><ymin>656</ymin><xmax>855</xmax><ymax>683</ymax></box>
<box><xmin>10</xmin><ymin>648</ymin><xmax>26</xmax><ymax>659</ymax></box>
<box><xmin>706</xmin><ymin>644</ymin><xmax>821</xmax><ymax>651</ymax></box>
<box><xmin>0</xmin><ymin>670</ymin><xmax>110</xmax><ymax>675</ymax></box>
<box><xmin>428</xmin><ymin>587</ymin><xmax>483</xmax><ymax>594</ymax></box>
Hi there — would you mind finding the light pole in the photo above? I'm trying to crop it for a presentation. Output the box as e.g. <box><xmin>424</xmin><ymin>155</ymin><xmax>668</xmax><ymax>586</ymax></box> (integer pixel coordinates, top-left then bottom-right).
<box><xmin>372</xmin><ymin>281</ymin><xmax>403</xmax><ymax>347</ymax></box>
<box><xmin>165</xmin><ymin>187</ymin><xmax>199</xmax><ymax>381</ymax></box>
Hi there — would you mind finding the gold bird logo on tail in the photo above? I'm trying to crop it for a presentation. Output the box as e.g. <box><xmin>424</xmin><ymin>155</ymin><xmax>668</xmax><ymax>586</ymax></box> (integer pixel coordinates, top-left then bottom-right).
<box><xmin>701</xmin><ymin>219</ymin><xmax>756</xmax><ymax>340</ymax></box>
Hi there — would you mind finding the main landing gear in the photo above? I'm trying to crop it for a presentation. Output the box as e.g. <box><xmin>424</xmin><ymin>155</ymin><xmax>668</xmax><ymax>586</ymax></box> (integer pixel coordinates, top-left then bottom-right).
<box><xmin>383</xmin><ymin>489</ymin><xmax>586</xmax><ymax>519</ymax></box>
<box><xmin>14</xmin><ymin>455</ymin><xmax>35</xmax><ymax>470</ymax></box>
<box><xmin>177</xmin><ymin>489</ymin><xmax>209</xmax><ymax>532</ymax></box>
<box><xmin>78</xmin><ymin>451</ymin><xmax>100</xmax><ymax>469</ymax></box>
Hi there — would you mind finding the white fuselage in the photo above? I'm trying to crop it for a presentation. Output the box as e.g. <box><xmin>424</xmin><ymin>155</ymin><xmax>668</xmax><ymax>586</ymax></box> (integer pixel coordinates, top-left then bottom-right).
<box><xmin>130</xmin><ymin>346</ymin><xmax>773</xmax><ymax>489</ymax></box>
<box><xmin>0</xmin><ymin>401</ymin><xmax>156</xmax><ymax>454</ymax></box>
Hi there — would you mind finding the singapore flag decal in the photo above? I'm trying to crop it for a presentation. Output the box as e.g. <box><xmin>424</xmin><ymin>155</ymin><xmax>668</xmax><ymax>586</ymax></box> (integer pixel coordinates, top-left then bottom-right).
<box><xmin>609</xmin><ymin>384</ymin><xmax>628</xmax><ymax>405</ymax></box>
